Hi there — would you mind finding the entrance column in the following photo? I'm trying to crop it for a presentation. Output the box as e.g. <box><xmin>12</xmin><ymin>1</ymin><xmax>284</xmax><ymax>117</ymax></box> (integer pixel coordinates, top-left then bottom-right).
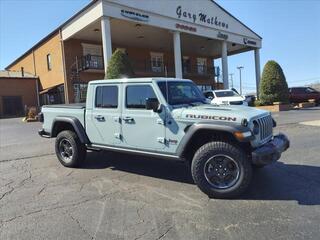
<box><xmin>173</xmin><ymin>31</ymin><xmax>182</xmax><ymax>78</ymax></box>
<box><xmin>254</xmin><ymin>48</ymin><xmax>261</xmax><ymax>98</ymax></box>
<box><xmin>101</xmin><ymin>16</ymin><xmax>112</xmax><ymax>74</ymax></box>
<box><xmin>221</xmin><ymin>41</ymin><xmax>229</xmax><ymax>89</ymax></box>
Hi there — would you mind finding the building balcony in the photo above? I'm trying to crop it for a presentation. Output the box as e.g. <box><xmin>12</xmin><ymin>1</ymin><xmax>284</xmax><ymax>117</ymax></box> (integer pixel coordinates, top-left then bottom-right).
<box><xmin>132</xmin><ymin>60</ymin><xmax>215</xmax><ymax>78</ymax></box>
<box><xmin>77</xmin><ymin>55</ymin><xmax>215</xmax><ymax>79</ymax></box>
<box><xmin>78</xmin><ymin>55</ymin><xmax>104</xmax><ymax>73</ymax></box>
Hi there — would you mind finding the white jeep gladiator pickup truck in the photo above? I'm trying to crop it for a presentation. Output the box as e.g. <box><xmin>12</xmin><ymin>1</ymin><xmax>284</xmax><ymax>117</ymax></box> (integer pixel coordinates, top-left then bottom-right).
<box><xmin>39</xmin><ymin>78</ymin><xmax>289</xmax><ymax>198</ymax></box>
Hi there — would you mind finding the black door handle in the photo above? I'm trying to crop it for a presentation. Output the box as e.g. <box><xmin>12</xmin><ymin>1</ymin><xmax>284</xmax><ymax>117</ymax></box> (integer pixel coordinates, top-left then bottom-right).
<box><xmin>94</xmin><ymin>115</ymin><xmax>105</xmax><ymax>121</ymax></box>
<box><xmin>123</xmin><ymin>116</ymin><xmax>134</xmax><ymax>123</ymax></box>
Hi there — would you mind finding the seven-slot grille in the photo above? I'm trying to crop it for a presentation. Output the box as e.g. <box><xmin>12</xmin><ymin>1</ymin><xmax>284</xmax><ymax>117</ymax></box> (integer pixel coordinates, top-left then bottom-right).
<box><xmin>257</xmin><ymin>115</ymin><xmax>273</xmax><ymax>141</ymax></box>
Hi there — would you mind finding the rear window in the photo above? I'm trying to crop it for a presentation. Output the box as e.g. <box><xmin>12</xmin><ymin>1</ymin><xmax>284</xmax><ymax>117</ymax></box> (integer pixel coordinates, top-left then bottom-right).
<box><xmin>291</xmin><ymin>88</ymin><xmax>306</xmax><ymax>94</ymax></box>
<box><xmin>95</xmin><ymin>86</ymin><xmax>118</xmax><ymax>108</ymax></box>
<box><xmin>215</xmin><ymin>91</ymin><xmax>238</xmax><ymax>97</ymax></box>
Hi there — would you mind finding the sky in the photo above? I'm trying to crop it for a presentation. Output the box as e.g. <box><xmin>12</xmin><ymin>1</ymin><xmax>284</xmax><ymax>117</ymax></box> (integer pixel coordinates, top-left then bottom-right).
<box><xmin>1</xmin><ymin>0</ymin><xmax>320</xmax><ymax>94</ymax></box>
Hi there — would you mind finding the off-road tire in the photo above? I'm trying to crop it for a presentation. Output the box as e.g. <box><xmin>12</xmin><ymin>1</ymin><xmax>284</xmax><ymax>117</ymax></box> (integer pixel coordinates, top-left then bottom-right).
<box><xmin>55</xmin><ymin>130</ymin><xmax>86</xmax><ymax>168</ymax></box>
<box><xmin>191</xmin><ymin>141</ymin><xmax>252</xmax><ymax>199</ymax></box>
<box><xmin>252</xmin><ymin>164</ymin><xmax>266</xmax><ymax>169</ymax></box>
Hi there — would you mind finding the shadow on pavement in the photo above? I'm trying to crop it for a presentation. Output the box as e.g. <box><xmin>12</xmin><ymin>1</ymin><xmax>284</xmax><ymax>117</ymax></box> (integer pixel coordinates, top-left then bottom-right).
<box><xmin>82</xmin><ymin>151</ymin><xmax>194</xmax><ymax>184</ymax></box>
<box><xmin>83</xmin><ymin>152</ymin><xmax>320</xmax><ymax>205</ymax></box>
<box><xmin>242</xmin><ymin>162</ymin><xmax>320</xmax><ymax>205</ymax></box>
<box><xmin>294</xmin><ymin>108</ymin><xmax>320</xmax><ymax>111</ymax></box>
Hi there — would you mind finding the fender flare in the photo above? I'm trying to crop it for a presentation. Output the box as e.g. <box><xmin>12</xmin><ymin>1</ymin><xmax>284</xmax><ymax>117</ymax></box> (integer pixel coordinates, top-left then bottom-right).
<box><xmin>51</xmin><ymin>116</ymin><xmax>90</xmax><ymax>144</ymax></box>
<box><xmin>176</xmin><ymin>122</ymin><xmax>251</xmax><ymax>158</ymax></box>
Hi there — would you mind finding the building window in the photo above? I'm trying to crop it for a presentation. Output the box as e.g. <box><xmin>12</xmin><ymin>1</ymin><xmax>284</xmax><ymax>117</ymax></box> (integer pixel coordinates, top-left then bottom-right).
<box><xmin>183</xmin><ymin>56</ymin><xmax>190</xmax><ymax>74</ymax></box>
<box><xmin>126</xmin><ymin>85</ymin><xmax>157</xmax><ymax>109</ymax></box>
<box><xmin>81</xmin><ymin>43</ymin><xmax>102</xmax><ymax>56</ymax></box>
<box><xmin>198</xmin><ymin>85</ymin><xmax>213</xmax><ymax>91</ymax></box>
<box><xmin>40</xmin><ymin>85</ymin><xmax>65</xmax><ymax>106</ymax></box>
<box><xmin>150</xmin><ymin>52</ymin><xmax>164</xmax><ymax>72</ymax></box>
<box><xmin>73</xmin><ymin>83</ymin><xmax>88</xmax><ymax>103</ymax></box>
<box><xmin>81</xmin><ymin>43</ymin><xmax>103</xmax><ymax>70</ymax></box>
<box><xmin>197</xmin><ymin>58</ymin><xmax>207</xmax><ymax>75</ymax></box>
<box><xmin>95</xmin><ymin>86</ymin><xmax>118</xmax><ymax>108</ymax></box>
<box><xmin>46</xmin><ymin>54</ymin><xmax>52</xmax><ymax>71</ymax></box>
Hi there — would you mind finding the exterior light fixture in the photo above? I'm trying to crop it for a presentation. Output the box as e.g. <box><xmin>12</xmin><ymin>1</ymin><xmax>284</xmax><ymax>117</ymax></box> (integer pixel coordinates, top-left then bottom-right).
<box><xmin>137</xmin><ymin>36</ymin><xmax>144</xmax><ymax>39</ymax></box>
<box><xmin>93</xmin><ymin>28</ymin><xmax>100</xmax><ymax>32</ymax></box>
<box><xmin>135</xmin><ymin>23</ymin><xmax>142</xmax><ymax>28</ymax></box>
<box><xmin>200</xmin><ymin>46</ymin><xmax>205</xmax><ymax>50</ymax></box>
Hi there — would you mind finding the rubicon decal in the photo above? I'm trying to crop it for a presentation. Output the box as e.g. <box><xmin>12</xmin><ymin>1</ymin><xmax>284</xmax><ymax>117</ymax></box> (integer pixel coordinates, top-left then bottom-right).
<box><xmin>185</xmin><ymin>114</ymin><xmax>237</xmax><ymax>122</ymax></box>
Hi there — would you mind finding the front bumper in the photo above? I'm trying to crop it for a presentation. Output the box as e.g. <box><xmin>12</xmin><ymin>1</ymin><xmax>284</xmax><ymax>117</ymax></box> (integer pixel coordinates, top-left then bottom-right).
<box><xmin>252</xmin><ymin>134</ymin><xmax>290</xmax><ymax>166</ymax></box>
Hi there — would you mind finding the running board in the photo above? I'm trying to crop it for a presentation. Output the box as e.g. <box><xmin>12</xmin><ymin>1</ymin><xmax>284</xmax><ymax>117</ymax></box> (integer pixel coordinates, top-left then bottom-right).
<box><xmin>86</xmin><ymin>144</ymin><xmax>181</xmax><ymax>160</ymax></box>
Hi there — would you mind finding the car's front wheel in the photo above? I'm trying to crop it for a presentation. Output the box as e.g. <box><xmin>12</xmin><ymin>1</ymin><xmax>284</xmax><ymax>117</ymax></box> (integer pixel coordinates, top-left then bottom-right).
<box><xmin>55</xmin><ymin>130</ymin><xmax>86</xmax><ymax>168</ymax></box>
<box><xmin>191</xmin><ymin>141</ymin><xmax>252</xmax><ymax>198</ymax></box>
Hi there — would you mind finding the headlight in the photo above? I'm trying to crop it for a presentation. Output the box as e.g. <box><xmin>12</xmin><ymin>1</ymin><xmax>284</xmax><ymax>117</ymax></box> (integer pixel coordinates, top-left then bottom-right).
<box><xmin>253</xmin><ymin>120</ymin><xmax>260</xmax><ymax>135</ymax></box>
<box><xmin>241</xmin><ymin>118</ymin><xmax>248</xmax><ymax>127</ymax></box>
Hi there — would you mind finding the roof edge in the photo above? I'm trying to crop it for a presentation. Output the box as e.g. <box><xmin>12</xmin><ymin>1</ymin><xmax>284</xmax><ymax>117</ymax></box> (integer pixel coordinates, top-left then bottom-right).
<box><xmin>211</xmin><ymin>0</ymin><xmax>262</xmax><ymax>40</ymax></box>
<box><xmin>5</xmin><ymin>0</ymin><xmax>100</xmax><ymax>70</ymax></box>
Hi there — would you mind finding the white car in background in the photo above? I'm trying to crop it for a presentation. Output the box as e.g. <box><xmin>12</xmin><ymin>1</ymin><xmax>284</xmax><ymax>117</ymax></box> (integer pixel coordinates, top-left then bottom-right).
<box><xmin>203</xmin><ymin>89</ymin><xmax>248</xmax><ymax>106</ymax></box>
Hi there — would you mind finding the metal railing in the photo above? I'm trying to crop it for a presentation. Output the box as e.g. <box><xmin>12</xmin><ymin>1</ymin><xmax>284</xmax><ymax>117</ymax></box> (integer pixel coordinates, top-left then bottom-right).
<box><xmin>132</xmin><ymin>60</ymin><xmax>215</xmax><ymax>76</ymax></box>
<box><xmin>77</xmin><ymin>56</ymin><xmax>215</xmax><ymax>77</ymax></box>
<box><xmin>79</xmin><ymin>55</ymin><xmax>104</xmax><ymax>71</ymax></box>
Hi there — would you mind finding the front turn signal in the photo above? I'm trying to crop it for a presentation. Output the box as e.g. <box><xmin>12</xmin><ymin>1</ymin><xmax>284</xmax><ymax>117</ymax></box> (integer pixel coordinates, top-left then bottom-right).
<box><xmin>234</xmin><ymin>131</ymin><xmax>251</xmax><ymax>141</ymax></box>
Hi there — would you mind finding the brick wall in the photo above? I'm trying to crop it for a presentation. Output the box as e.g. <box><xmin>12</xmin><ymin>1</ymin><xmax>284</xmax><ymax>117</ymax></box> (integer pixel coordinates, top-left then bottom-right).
<box><xmin>8</xmin><ymin>32</ymin><xmax>65</xmax><ymax>91</ymax></box>
<box><xmin>0</xmin><ymin>78</ymin><xmax>38</xmax><ymax>117</ymax></box>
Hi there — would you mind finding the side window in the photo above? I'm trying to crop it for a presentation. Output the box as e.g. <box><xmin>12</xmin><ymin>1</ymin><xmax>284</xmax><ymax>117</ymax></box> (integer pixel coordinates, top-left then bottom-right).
<box><xmin>95</xmin><ymin>86</ymin><xmax>118</xmax><ymax>108</ymax></box>
<box><xmin>306</xmin><ymin>87</ymin><xmax>316</xmax><ymax>93</ymax></box>
<box><xmin>126</xmin><ymin>85</ymin><xmax>157</xmax><ymax>109</ymax></box>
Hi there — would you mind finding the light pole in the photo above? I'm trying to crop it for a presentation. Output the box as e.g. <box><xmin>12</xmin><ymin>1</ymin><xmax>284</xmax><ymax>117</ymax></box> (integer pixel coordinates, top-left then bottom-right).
<box><xmin>237</xmin><ymin>66</ymin><xmax>244</xmax><ymax>95</ymax></box>
<box><xmin>229</xmin><ymin>73</ymin><xmax>234</xmax><ymax>89</ymax></box>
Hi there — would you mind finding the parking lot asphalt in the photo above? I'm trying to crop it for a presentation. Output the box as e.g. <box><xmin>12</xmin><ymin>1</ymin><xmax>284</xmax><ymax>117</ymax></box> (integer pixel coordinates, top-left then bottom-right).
<box><xmin>0</xmin><ymin>107</ymin><xmax>320</xmax><ymax>240</ymax></box>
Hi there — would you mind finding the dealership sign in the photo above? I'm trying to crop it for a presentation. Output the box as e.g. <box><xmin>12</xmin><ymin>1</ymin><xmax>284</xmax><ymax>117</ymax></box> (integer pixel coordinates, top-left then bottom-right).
<box><xmin>176</xmin><ymin>5</ymin><xmax>229</xmax><ymax>29</ymax></box>
<box><xmin>243</xmin><ymin>38</ymin><xmax>257</xmax><ymax>46</ymax></box>
<box><xmin>217</xmin><ymin>32</ymin><xmax>228</xmax><ymax>40</ymax></box>
<box><xmin>175</xmin><ymin>23</ymin><xmax>197</xmax><ymax>32</ymax></box>
<box><xmin>121</xmin><ymin>9</ymin><xmax>149</xmax><ymax>22</ymax></box>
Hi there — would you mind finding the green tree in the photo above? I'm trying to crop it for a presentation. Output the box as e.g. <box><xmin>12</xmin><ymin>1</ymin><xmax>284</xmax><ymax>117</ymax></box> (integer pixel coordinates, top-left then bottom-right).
<box><xmin>105</xmin><ymin>49</ymin><xmax>134</xmax><ymax>79</ymax></box>
<box><xmin>259</xmin><ymin>60</ymin><xmax>289</xmax><ymax>105</ymax></box>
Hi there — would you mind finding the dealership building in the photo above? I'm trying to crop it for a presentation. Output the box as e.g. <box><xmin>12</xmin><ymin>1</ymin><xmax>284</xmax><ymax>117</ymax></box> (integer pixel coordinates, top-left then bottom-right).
<box><xmin>6</xmin><ymin>0</ymin><xmax>262</xmax><ymax>105</ymax></box>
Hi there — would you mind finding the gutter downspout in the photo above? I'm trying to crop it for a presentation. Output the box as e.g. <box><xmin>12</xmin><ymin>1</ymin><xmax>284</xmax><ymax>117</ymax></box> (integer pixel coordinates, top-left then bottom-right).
<box><xmin>59</xmin><ymin>29</ymin><xmax>69</xmax><ymax>104</ymax></box>
<box><xmin>32</xmin><ymin>50</ymin><xmax>40</xmax><ymax>107</ymax></box>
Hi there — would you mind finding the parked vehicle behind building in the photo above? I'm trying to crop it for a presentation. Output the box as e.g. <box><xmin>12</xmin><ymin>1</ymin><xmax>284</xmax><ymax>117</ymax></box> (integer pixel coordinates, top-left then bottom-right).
<box><xmin>39</xmin><ymin>78</ymin><xmax>289</xmax><ymax>199</ymax></box>
<box><xmin>203</xmin><ymin>89</ymin><xmax>248</xmax><ymax>106</ymax></box>
<box><xmin>289</xmin><ymin>87</ymin><xmax>320</xmax><ymax>104</ymax></box>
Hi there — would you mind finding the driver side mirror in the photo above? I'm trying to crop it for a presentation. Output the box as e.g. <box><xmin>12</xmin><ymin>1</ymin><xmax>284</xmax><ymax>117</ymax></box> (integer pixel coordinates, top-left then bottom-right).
<box><xmin>207</xmin><ymin>96</ymin><xmax>213</xmax><ymax>100</ymax></box>
<box><xmin>146</xmin><ymin>98</ymin><xmax>161</xmax><ymax>113</ymax></box>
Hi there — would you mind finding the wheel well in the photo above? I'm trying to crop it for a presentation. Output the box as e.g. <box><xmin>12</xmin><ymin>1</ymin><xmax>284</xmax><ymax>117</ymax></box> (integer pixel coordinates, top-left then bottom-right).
<box><xmin>52</xmin><ymin>121</ymin><xmax>75</xmax><ymax>137</ymax></box>
<box><xmin>181</xmin><ymin>129</ymin><xmax>252</xmax><ymax>165</ymax></box>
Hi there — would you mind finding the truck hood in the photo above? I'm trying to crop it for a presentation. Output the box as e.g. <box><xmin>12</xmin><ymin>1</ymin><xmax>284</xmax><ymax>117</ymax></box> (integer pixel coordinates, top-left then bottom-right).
<box><xmin>212</xmin><ymin>96</ymin><xmax>244</xmax><ymax>103</ymax></box>
<box><xmin>171</xmin><ymin>104</ymin><xmax>269</xmax><ymax>124</ymax></box>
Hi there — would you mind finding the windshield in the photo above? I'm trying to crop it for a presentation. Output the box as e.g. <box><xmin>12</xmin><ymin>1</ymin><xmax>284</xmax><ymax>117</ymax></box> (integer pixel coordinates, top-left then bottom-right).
<box><xmin>215</xmin><ymin>90</ymin><xmax>239</xmax><ymax>98</ymax></box>
<box><xmin>157</xmin><ymin>81</ymin><xmax>206</xmax><ymax>105</ymax></box>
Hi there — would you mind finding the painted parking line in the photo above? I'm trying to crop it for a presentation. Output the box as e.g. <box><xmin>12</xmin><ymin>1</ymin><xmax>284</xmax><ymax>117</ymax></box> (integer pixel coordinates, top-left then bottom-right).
<box><xmin>299</xmin><ymin>120</ymin><xmax>320</xmax><ymax>126</ymax></box>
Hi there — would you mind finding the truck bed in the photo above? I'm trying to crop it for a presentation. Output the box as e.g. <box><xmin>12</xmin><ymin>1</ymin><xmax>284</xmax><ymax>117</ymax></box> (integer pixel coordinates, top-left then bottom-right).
<box><xmin>42</xmin><ymin>103</ymin><xmax>86</xmax><ymax>109</ymax></box>
<box><xmin>41</xmin><ymin>103</ymin><xmax>86</xmax><ymax>134</ymax></box>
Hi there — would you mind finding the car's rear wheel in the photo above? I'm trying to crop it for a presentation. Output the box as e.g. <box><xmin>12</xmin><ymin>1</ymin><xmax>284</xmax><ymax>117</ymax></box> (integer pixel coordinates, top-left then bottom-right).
<box><xmin>55</xmin><ymin>130</ymin><xmax>86</xmax><ymax>168</ymax></box>
<box><xmin>191</xmin><ymin>141</ymin><xmax>252</xmax><ymax>198</ymax></box>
